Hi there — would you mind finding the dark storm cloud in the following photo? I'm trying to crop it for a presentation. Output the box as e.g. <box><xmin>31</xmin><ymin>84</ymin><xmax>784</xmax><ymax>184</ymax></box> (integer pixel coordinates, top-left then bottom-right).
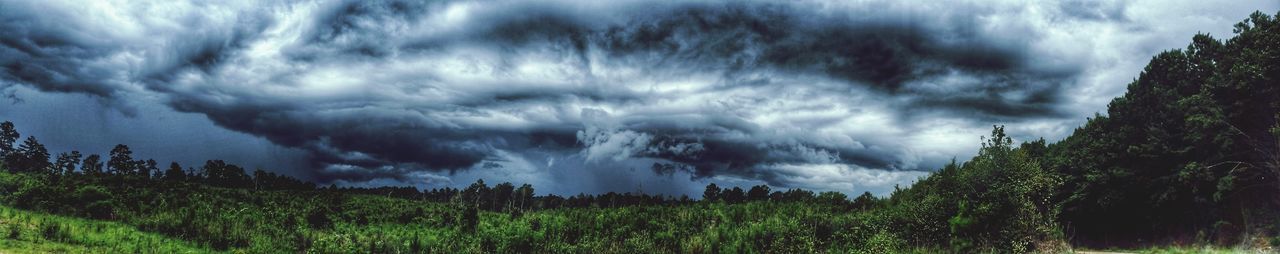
<box><xmin>1</xmin><ymin>0</ymin><xmax>1276</xmax><ymax>194</ymax></box>
<box><xmin>197</xmin><ymin>0</ymin><xmax>1047</xmax><ymax>179</ymax></box>
<box><xmin>170</xmin><ymin>102</ymin><xmax>490</xmax><ymax>169</ymax></box>
<box><xmin>0</xmin><ymin>10</ymin><xmax>124</xmax><ymax>99</ymax></box>
<box><xmin>592</xmin><ymin>5</ymin><xmax>1031</xmax><ymax>89</ymax></box>
<box><xmin>452</xmin><ymin>2</ymin><xmax>1072</xmax><ymax>118</ymax></box>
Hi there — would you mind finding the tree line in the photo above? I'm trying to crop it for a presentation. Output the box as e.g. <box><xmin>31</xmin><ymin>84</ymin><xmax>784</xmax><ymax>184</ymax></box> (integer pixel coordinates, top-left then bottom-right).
<box><xmin>877</xmin><ymin>11</ymin><xmax>1280</xmax><ymax>250</ymax></box>
<box><xmin>0</xmin><ymin>122</ymin><xmax>313</xmax><ymax>191</ymax></box>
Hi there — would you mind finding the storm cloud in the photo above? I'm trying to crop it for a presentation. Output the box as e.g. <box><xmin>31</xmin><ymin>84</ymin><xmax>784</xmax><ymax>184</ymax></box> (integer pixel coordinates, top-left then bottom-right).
<box><xmin>1</xmin><ymin>0</ymin><xmax>1276</xmax><ymax>196</ymax></box>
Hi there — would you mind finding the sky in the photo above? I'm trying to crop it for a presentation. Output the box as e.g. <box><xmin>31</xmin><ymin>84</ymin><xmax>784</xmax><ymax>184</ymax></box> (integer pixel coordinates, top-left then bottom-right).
<box><xmin>1</xmin><ymin>0</ymin><xmax>1277</xmax><ymax>198</ymax></box>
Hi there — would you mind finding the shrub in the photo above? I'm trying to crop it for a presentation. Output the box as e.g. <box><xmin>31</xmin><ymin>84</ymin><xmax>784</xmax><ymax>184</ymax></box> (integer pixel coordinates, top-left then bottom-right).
<box><xmin>307</xmin><ymin>208</ymin><xmax>333</xmax><ymax>230</ymax></box>
<box><xmin>73</xmin><ymin>185</ymin><xmax>115</xmax><ymax>219</ymax></box>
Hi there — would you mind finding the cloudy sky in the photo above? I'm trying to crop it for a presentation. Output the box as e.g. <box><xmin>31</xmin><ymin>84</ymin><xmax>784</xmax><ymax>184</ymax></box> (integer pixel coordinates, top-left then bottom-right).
<box><xmin>1</xmin><ymin>0</ymin><xmax>1276</xmax><ymax>197</ymax></box>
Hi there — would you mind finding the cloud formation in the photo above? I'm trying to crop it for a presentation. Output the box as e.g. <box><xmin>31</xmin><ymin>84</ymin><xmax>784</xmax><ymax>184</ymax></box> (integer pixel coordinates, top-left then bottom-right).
<box><xmin>1</xmin><ymin>0</ymin><xmax>1276</xmax><ymax>196</ymax></box>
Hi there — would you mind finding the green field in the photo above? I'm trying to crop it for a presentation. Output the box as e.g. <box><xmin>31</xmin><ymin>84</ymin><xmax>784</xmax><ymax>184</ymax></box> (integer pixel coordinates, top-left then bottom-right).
<box><xmin>0</xmin><ymin>204</ymin><xmax>209</xmax><ymax>253</ymax></box>
<box><xmin>0</xmin><ymin>184</ymin><xmax>1266</xmax><ymax>253</ymax></box>
<box><xmin>0</xmin><ymin>170</ymin><xmax>922</xmax><ymax>253</ymax></box>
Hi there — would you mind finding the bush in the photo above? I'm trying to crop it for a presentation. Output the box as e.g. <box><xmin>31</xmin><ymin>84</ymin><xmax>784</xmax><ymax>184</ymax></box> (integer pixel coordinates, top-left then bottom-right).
<box><xmin>72</xmin><ymin>185</ymin><xmax>116</xmax><ymax>219</ymax></box>
<box><xmin>307</xmin><ymin>208</ymin><xmax>333</xmax><ymax>230</ymax></box>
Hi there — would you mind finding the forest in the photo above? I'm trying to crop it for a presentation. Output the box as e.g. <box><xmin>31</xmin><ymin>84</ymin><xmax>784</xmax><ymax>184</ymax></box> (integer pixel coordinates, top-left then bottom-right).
<box><xmin>0</xmin><ymin>10</ymin><xmax>1278</xmax><ymax>254</ymax></box>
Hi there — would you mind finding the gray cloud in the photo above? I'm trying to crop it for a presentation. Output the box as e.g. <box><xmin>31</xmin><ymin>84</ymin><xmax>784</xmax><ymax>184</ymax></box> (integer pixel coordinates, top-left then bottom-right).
<box><xmin>1</xmin><ymin>0</ymin><xmax>1276</xmax><ymax>196</ymax></box>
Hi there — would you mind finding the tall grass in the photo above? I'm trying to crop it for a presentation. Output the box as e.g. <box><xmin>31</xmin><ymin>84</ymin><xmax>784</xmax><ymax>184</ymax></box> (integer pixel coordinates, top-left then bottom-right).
<box><xmin>0</xmin><ymin>205</ymin><xmax>210</xmax><ymax>253</ymax></box>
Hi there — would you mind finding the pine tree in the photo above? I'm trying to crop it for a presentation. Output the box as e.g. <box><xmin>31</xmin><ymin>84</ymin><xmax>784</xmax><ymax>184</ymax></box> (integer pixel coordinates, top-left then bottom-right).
<box><xmin>108</xmin><ymin>144</ymin><xmax>134</xmax><ymax>175</ymax></box>
<box><xmin>0</xmin><ymin>121</ymin><xmax>18</xmax><ymax>157</ymax></box>
<box><xmin>54</xmin><ymin>151</ymin><xmax>82</xmax><ymax>175</ymax></box>
<box><xmin>15</xmin><ymin>136</ymin><xmax>50</xmax><ymax>172</ymax></box>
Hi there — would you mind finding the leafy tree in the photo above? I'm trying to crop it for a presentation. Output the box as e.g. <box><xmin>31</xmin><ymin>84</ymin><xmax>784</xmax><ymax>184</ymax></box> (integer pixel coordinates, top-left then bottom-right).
<box><xmin>702</xmin><ymin>183</ymin><xmax>720</xmax><ymax>201</ymax></box>
<box><xmin>251</xmin><ymin>169</ymin><xmax>314</xmax><ymax>190</ymax></box>
<box><xmin>816</xmin><ymin>191</ymin><xmax>847</xmax><ymax>204</ymax></box>
<box><xmin>81</xmin><ymin>154</ymin><xmax>104</xmax><ymax>176</ymax></box>
<box><xmin>722</xmin><ymin>187</ymin><xmax>745</xmax><ymax>203</ymax></box>
<box><xmin>747</xmin><ymin>185</ymin><xmax>771</xmax><ymax>201</ymax></box>
<box><xmin>108</xmin><ymin>144</ymin><xmax>135</xmax><ymax>175</ymax></box>
<box><xmin>163</xmin><ymin>162</ymin><xmax>185</xmax><ymax>182</ymax></box>
<box><xmin>779</xmin><ymin>188</ymin><xmax>815</xmax><ymax>202</ymax></box>
<box><xmin>1036</xmin><ymin>13</ymin><xmax>1280</xmax><ymax>246</ymax></box>
<box><xmin>947</xmin><ymin>126</ymin><xmax>1061</xmax><ymax>251</ymax></box>
<box><xmin>202</xmin><ymin>160</ymin><xmax>252</xmax><ymax>188</ymax></box>
<box><xmin>852</xmin><ymin>191</ymin><xmax>877</xmax><ymax>210</ymax></box>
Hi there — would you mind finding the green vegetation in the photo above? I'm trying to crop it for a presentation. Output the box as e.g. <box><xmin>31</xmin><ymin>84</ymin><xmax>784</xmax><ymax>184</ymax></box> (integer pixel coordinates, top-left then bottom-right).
<box><xmin>0</xmin><ymin>10</ymin><xmax>1276</xmax><ymax>254</ymax></box>
<box><xmin>0</xmin><ymin>169</ymin><xmax>909</xmax><ymax>253</ymax></box>
<box><xmin>1045</xmin><ymin>11</ymin><xmax>1280</xmax><ymax>248</ymax></box>
<box><xmin>0</xmin><ymin>203</ymin><xmax>209</xmax><ymax>253</ymax></box>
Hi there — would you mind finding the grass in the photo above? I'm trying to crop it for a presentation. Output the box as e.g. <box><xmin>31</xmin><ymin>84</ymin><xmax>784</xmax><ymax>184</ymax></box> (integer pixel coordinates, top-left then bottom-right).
<box><xmin>0</xmin><ymin>168</ymin><xmax>892</xmax><ymax>252</ymax></box>
<box><xmin>1075</xmin><ymin>246</ymin><xmax>1261</xmax><ymax>254</ymax></box>
<box><xmin>0</xmin><ymin>205</ymin><xmax>211</xmax><ymax>254</ymax></box>
<box><xmin>1137</xmin><ymin>246</ymin><xmax>1257</xmax><ymax>254</ymax></box>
